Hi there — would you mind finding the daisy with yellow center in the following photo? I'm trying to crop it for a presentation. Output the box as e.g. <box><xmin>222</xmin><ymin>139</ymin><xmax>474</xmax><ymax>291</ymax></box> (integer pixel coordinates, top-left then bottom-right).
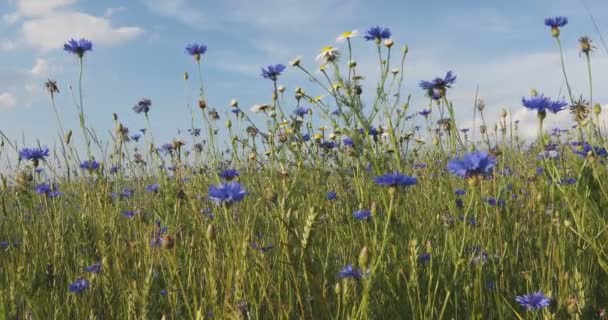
<box><xmin>336</xmin><ymin>30</ymin><xmax>359</xmax><ymax>42</ymax></box>
<box><xmin>316</xmin><ymin>46</ymin><xmax>340</xmax><ymax>64</ymax></box>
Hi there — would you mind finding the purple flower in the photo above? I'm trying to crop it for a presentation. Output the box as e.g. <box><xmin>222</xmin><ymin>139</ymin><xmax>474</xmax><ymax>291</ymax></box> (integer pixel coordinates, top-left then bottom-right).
<box><xmin>185</xmin><ymin>43</ymin><xmax>207</xmax><ymax>60</ymax></box>
<box><xmin>515</xmin><ymin>291</ymin><xmax>551</xmax><ymax>310</ymax></box>
<box><xmin>342</xmin><ymin>137</ymin><xmax>354</xmax><ymax>147</ymax></box>
<box><xmin>419</xmin><ymin>109</ymin><xmax>431</xmax><ymax>117</ymax></box>
<box><xmin>338</xmin><ymin>264</ymin><xmax>362</xmax><ymax>279</ymax></box>
<box><xmin>418</xmin><ymin>252</ymin><xmax>431</xmax><ymax>265</ymax></box>
<box><xmin>419</xmin><ymin>71</ymin><xmax>457</xmax><ymax>97</ymax></box>
<box><xmin>80</xmin><ymin>160</ymin><xmax>100</xmax><ymax>171</ymax></box>
<box><xmin>123</xmin><ymin>210</ymin><xmax>136</xmax><ymax>219</ymax></box>
<box><xmin>220</xmin><ymin>169</ymin><xmax>239</xmax><ymax>181</ymax></box>
<box><xmin>64</xmin><ymin>38</ymin><xmax>93</xmax><ymax>57</ymax></box>
<box><xmin>447</xmin><ymin>151</ymin><xmax>495</xmax><ymax>179</ymax></box>
<box><xmin>69</xmin><ymin>278</ymin><xmax>89</xmax><ymax>294</ymax></box>
<box><xmin>146</xmin><ymin>183</ymin><xmax>159</xmax><ymax>193</ymax></box>
<box><xmin>353</xmin><ymin>209</ymin><xmax>371</xmax><ymax>221</ymax></box>
<box><xmin>133</xmin><ymin>98</ymin><xmax>151</xmax><ymax>115</ymax></box>
<box><xmin>208</xmin><ymin>182</ymin><xmax>247</xmax><ymax>205</ymax></box>
<box><xmin>19</xmin><ymin>147</ymin><xmax>50</xmax><ymax>162</ymax></box>
<box><xmin>364</xmin><ymin>26</ymin><xmax>391</xmax><ymax>42</ymax></box>
<box><xmin>130</xmin><ymin>134</ymin><xmax>141</xmax><ymax>142</ymax></box>
<box><xmin>326</xmin><ymin>191</ymin><xmax>337</xmax><ymax>201</ymax></box>
<box><xmin>84</xmin><ymin>262</ymin><xmax>102</xmax><ymax>274</ymax></box>
<box><xmin>521</xmin><ymin>94</ymin><xmax>567</xmax><ymax>114</ymax></box>
<box><xmin>373</xmin><ymin>173</ymin><xmax>417</xmax><ymax>188</ymax></box>
<box><xmin>294</xmin><ymin>106</ymin><xmax>309</xmax><ymax>117</ymax></box>
<box><xmin>261</xmin><ymin>64</ymin><xmax>286</xmax><ymax>81</ymax></box>
<box><xmin>545</xmin><ymin>16</ymin><xmax>568</xmax><ymax>29</ymax></box>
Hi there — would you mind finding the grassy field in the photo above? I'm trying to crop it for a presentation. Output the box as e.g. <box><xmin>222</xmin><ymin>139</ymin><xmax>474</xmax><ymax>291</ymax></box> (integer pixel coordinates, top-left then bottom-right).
<box><xmin>1</xmin><ymin>19</ymin><xmax>608</xmax><ymax>319</ymax></box>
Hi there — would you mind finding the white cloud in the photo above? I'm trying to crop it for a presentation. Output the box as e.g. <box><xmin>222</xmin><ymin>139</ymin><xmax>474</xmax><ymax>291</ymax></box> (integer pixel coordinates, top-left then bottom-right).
<box><xmin>104</xmin><ymin>6</ymin><xmax>126</xmax><ymax>17</ymax></box>
<box><xmin>0</xmin><ymin>40</ymin><xmax>18</xmax><ymax>51</ymax></box>
<box><xmin>139</xmin><ymin>0</ymin><xmax>212</xmax><ymax>29</ymax></box>
<box><xmin>21</xmin><ymin>11</ymin><xmax>143</xmax><ymax>51</ymax></box>
<box><xmin>14</xmin><ymin>0</ymin><xmax>77</xmax><ymax>17</ymax></box>
<box><xmin>30</xmin><ymin>58</ymin><xmax>49</xmax><ymax>76</ymax></box>
<box><xmin>0</xmin><ymin>93</ymin><xmax>17</xmax><ymax>109</ymax></box>
<box><xmin>4</xmin><ymin>0</ymin><xmax>143</xmax><ymax>52</ymax></box>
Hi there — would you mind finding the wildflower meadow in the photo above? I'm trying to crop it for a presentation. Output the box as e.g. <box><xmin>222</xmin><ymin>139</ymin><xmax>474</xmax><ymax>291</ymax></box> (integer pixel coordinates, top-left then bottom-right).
<box><xmin>2</xmin><ymin>11</ymin><xmax>608</xmax><ymax>320</ymax></box>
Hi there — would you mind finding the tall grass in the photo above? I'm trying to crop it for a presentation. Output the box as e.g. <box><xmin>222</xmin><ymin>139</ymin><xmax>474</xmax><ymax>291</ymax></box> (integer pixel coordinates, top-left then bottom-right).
<box><xmin>1</xmin><ymin>19</ymin><xmax>608</xmax><ymax>319</ymax></box>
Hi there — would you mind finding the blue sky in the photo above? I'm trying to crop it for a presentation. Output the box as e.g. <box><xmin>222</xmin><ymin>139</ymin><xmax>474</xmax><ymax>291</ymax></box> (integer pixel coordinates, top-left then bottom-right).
<box><xmin>1</xmin><ymin>0</ymin><xmax>608</xmax><ymax>152</ymax></box>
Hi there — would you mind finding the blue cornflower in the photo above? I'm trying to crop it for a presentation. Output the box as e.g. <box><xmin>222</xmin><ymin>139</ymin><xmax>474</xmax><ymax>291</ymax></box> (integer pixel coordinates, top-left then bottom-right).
<box><xmin>294</xmin><ymin>106</ymin><xmax>309</xmax><ymax>117</ymax></box>
<box><xmin>364</xmin><ymin>26</ymin><xmax>391</xmax><ymax>42</ymax></box>
<box><xmin>185</xmin><ymin>43</ymin><xmax>207</xmax><ymax>61</ymax></box>
<box><xmin>573</xmin><ymin>143</ymin><xmax>608</xmax><ymax>158</ymax></box>
<box><xmin>109</xmin><ymin>165</ymin><xmax>120</xmax><ymax>174</ymax></box>
<box><xmin>331</xmin><ymin>109</ymin><xmax>341</xmax><ymax>116</ymax></box>
<box><xmin>220</xmin><ymin>169</ymin><xmax>239</xmax><ymax>181</ymax></box>
<box><xmin>342</xmin><ymin>137</ymin><xmax>354</xmax><ymax>147</ymax></box>
<box><xmin>231</xmin><ymin>108</ymin><xmax>243</xmax><ymax>116</ymax></box>
<box><xmin>455</xmin><ymin>189</ymin><xmax>466</xmax><ymax>196</ymax></box>
<box><xmin>418</xmin><ymin>252</ymin><xmax>431</xmax><ymax>265</ymax></box>
<box><xmin>35</xmin><ymin>183</ymin><xmax>52</xmax><ymax>195</ymax></box>
<box><xmin>447</xmin><ymin>151</ymin><xmax>496</xmax><ymax>179</ymax></box>
<box><xmin>120</xmin><ymin>188</ymin><xmax>134</xmax><ymax>199</ymax></box>
<box><xmin>64</xmin><ymin>38</ymin><xmax>93</xmax><ymax>57</ymax></box>
<box><xmin>157</xmin><ymin>143</ymin><xmax>174</xmax><ymax>156</ymax></box>
<box><xmin>353</xmin><ymin>209</ymin><xmax>371</xmax><ymax>221</ymax></box>
<box><xmin>373</xmin><ymin>173</ymin><xmax>417</xmax><ymax>188</ymax></box>
<box><xmin>326</xmin><ymin>191</ymin><xmax>337</xmax><ymax>201</ymax></box>
<box><xmin>544</xmin><ymin>16</ymin><xmax>568</xmax><ymax>29</ymax></box>
<box><xmin>338</xmin><ymin>264</ymin><xmax>362</xmax><ymax>279</ymax></box>
<box><xmin>320</xmin><ymin>140</ymin><xmax>336</xmax><ymax>150</ymax></box>
<box><xmin>261</xmin><ymin>64</ymin><xmax>286</xmax><ymax>81</ymax></box>
<box><xmin>19</xmin><ymin>147</ymin><xmax>50</xmax><ymax>164</ymax></box>
<box><xmin>80</xmin><ymin>160</ymin><xmax>100</xmax><ymax>171</ymax></box>
<box><xmin>301</xmin><ymin>133</ymin><xmax>311</xmax><ymax>142</ymax></box>
<box><xmin>521</xmin><ymin>94</ymin><xmax>567</xmax><ymax>114</ymax></box>
<box><xmin>133</xmin><ymin>98</ymin><xmax>151</xmax><ymax>115</ymax></box>
<box><xmin>146</xmin><ymin>183</ymin><xmax>159</xmax><ymax>193</ymax></box>
<box><xmin>130</xmin><ymin>134</ymin><xmax>141</xmax><ymax>142</ymax></box>
<box><xmin>123</xmin><ymin>210</ymin><xmax>136</xmax><ymax>219</ymax></box>
<box><xmin>208</xmin><ymin>182</ymin><xmax>247</xmax><ymax>205</ymax></box>
<box><xmin>515</xmin><ymin>291</ymin><xmax>551</xmax><ymax>310</ymax></box>
<box><xmin>413</xmin><ymin>163</ymin><xmax>427</xmax><ymax>169</ymax></box>
<box><xmin>84</xmin><ymin>262</ymin><xmax>102</xmax><ymax>274</ymax></box>
<box><xmin>160</xmin><ymin>289</ymin><xmax>168</xmax><ymax>296</ymax></box>
<box><xmin>189</xmin><ymin>128</ymin><xmax>201</xmax><ymax>137</ymax></box>
<box><xmin>419</xmin><ymin>71</ymin><xmax>457</xmax><ymax>98</ymax></box>
<box><xmin>201</xmin><ymin>208</ymin><xmax>214</xmax><ymax>220</ymax></box>
<box><xmin>69</xmin><ymin>278</ymin><xmax>89</xmax><ymax>294</ymax></box>
<box><xmin>419</xmin><ymin>109</ymin><xmax>431</xmax><ymax>117</ymax></box>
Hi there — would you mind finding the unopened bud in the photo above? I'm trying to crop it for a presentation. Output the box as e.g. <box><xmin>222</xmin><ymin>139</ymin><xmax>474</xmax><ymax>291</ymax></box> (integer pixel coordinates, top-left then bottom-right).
<box><xmin>358</xmin><ymin>246</ymin><xmax>370</xmax><ymax>269</ymax></box>
<box><xmin>384</xmin><ymin>39</ymin><xmax>394</xmax><ymax>48</ymax></box>
<box><xmin>206</xmin><ymin>224</ymin><xmax>216</xmax><ymax>241</ymax></box>
<box><xmin>593</xmin><ymin>103</ymin><xmax>601</xmax><ymax>115</ymax></box>
<box><xmin>230</xmin><ymin>99</ymin><xmax>238</xmax><ymax>107</ymax></box>
<box><xmin>198</xmin><ymin>99</ymin><xmax>207</xmax><ymax>110</ymax></box>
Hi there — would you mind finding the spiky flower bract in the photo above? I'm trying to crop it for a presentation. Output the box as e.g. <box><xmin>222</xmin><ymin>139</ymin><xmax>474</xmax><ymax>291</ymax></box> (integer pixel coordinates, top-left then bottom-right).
<box><xmin>447</xmin><ymin>151</ymin><xmax>496</xmax><ymax>179</ymax></box>
<box><xmin>208</xmin><ymin>182</ymin><xmax>247</xmax><ymax>205</ymax></box>
<box><xmin>261</xmin><ymin>64</ymin><xmax>286</xmax><ymax>81</ymax></box>
<box><xmin>515</xmin><ymin>291</ymin><xmax>551</xmax><ymax>310</ymax></box>
<box><xmin>364</xmin><ymin>26</ymin><xmax>391</xmax><ymax>42</ymax></box>
<box><xmin>64</xmin><ymin>38</ymin><xmax>93</xmax><ymax>57</ymax></box>
<box><xmin>374</xmin><ymin>173</ymin><xmax>417</xmax><ymax>187</ymax></box>
<box><xmin>133</xmin><ymin>98</ymin><xmax>152</xmax><ymax>114</ymax></box>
